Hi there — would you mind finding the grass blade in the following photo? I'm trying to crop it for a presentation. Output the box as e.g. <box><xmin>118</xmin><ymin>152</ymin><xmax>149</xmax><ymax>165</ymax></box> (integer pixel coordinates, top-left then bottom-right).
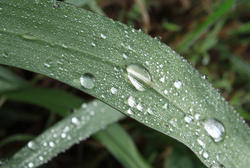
<box><xmin>1</xmin><ymin>100</ymin><xmax>123</xmax><ymax>168</ymax></box>
<box><xmin>3</xmin><ymin>87</ymin><xmax>83</xmax><ymax>116</ymax></box>
<box><xmin>0</xmin><ymin>1</ymin><xmax>249</xmax><ymax>167</ymax></box>
<box><xmin>0</xmin><ymin>66</ymin><xmax>28</xmax><ymax>93</ymax></box>
<box><xmin>177</xmin><ymin>0</ymin><xmax>235</xmax><ymax>53</ymax></box>
<box><xmin>95</xmin><ymin>124</ymin><xmax>151</xmax><ymax>168</ymax></box>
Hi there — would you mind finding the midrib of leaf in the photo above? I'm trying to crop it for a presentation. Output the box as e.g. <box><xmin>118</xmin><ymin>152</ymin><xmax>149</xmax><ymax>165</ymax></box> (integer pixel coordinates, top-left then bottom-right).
<box><xmin>0</xmin><ymin>1</ymin><xmax>249</xmax><ymax>168</ymax></box>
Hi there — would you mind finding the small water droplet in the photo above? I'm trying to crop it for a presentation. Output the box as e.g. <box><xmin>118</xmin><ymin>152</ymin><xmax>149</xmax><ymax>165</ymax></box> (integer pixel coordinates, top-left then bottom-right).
<box><xmin>44</xmin><ymin>63</ymin><xmax>51</xmax><ymax>68</ymax></box>
<box><xmin>127</xmin><ymin>108</ymin><xmax>133</xmax><ymax>115</ymax></box>
<box><xmin>147</xmin><ymin>108</ymin><xmax>154</xmax><ymax>115</ymax></box>
<box><xmin>49</xmin><ymin>141</ymin><xmax>55</xmax><ymax>147</ymax></box>
<box><xmin>39</xmin><ymin>156</ymin><xmax>44</xmax><ymax>161</ymax></box>
<box><xmin>184</xmin><ymin>115</ymin><xmax>193</xmax><ymax>123</ymax></box>
<box><xmin>202</xmin><ymin>151</ymin><xmax>209</xmax><ymax>159</ymax></box>
<box><xmin>28</xmin><ymin>162</ymin><xmax>34</xmax><ymax>168</ymax></box>
<box><xmin>100</xmin><ymin>33</ymin><xmax>107</xmax><ymax>39</ymax></box>
<box><xmin>204</xmin><ymin>118</ymin><xmax>225</xmax><ymax>142</ymax></box>
<box><xmin>195</xmin><ymin>113</ymin><xmax>200</xmax><ymax>120</ymax></box>
<box><xmin>2</xmin><ymin>52</ymin><xmax>8</xmax><ymax>58</ymax></box>
<box><xmin>136</xmin><ymin>103</ymin><xmax>143</xmax><ymax>111</ymax></box>
<box><xmin>91</xmin><ymin>42</ymin><xmax>96</xmax><ymax>47</ymax></box>
<box><xmin>61</xmin><ymin>133</ymin><xmax>67</xmax><ymax>139</ymax></box>
<box><xmin>80</xmin><ymin>73</ymin><xmax>95</xmax><ymax>89</ymax></box>
<box><xmin>174</xmin><ymin>80</ymin><xmax>182</xmax><ymax>89</ymax></box>
<box><xmin>163</xmin><ymin>89</ymin><xmax>168</xmax><ymax>95</ymax></box>
<box><xmin>27</xmin><ymin>141</ymin><xmax>36</xmax><ymax>150</ymax></box>
<box><xmin>126</xmin><ymin>64</ymin><xmax>151</xmax><ymax>91</ymax></box>
<box><xmin>127</xmin><ymin>96</ymin><xmax>136</xmax><ymax>107</ymax></box>
<box><xmin>71</xmin><ymin>117</ymin><xmax>80</xmax><ymax>125</ymax></box>
<box><xmin>197</xmin><ymin>139</ymin><xmax>206</xmax><ymax>148</ymax></box>
<box><xmin>110</xmin><ymin>87</ymin><xmax>118</xmax><ymax>94</ymax></box>
<box><xmin>122</xmin><ymin>53</ymin><xmax>128</xmax><ymax>59</ymax></box>
<box><xmin>163</xmin><ymin>103</ymin><xmax>168</xmax><ymax>109</ymax></box>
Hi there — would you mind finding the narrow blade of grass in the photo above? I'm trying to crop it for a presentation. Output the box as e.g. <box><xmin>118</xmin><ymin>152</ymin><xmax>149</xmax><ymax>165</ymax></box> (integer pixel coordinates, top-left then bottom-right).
<box><xmin>177</xmin><ymin>0</ymin><xmax>235</xmax><ymax>53</ymax></box>
<box><xmin>0</xmin><ymin>100</ymin><xmax>123</xmax><ymax>168</ymax></box>
<box><xmin>0</xmin><ymin>1</ymin><xmax>249</xmax><ymax>168</ymax></box>
<box><xmin>95</xmin><ymin>123</ymin><xmax>151</xmax><ymax>168</ymax></box>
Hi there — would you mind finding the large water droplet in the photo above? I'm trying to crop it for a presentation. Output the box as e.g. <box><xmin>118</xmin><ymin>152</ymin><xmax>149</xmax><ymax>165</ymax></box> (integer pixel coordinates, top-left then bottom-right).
<box><xmin>126</xmin><ymin>64</ymin><xmax>151</xmax><ymax>91</ymax></box>
<box><xmin>202</xmin><ymin>151</ymin><xmax>209</xmax><ymax>159</ymax></box>
<box><xmin>27</xmin><ymin>141</ymin><xmax>36</xmax><ymax>150</ymax></box>
<box><xmin>184</xmin><ymin>115</ymin><xmax>193</xmax><ymax>123</ymax></box>
<box><xmin>80</xmin><ymin>73</ymin><xmax>95</xmax><ymax>89</ymax></box>
<box><xmin>204</xmin><ymin>118</ymin><xmax>225</xmax><ymax>142</ymax></box>
<box><xmin>49</xmin><ymin>141</ymin><xmax>55</xmax><ymax>147</ymax></box>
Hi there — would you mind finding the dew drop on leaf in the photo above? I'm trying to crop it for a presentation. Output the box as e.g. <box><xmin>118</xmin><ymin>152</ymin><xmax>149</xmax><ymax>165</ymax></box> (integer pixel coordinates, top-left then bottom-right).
<box><xmin>49</xmin><ymin>141</ymin><xmax>55</xmax><ymax>147</ymax></box>
<box><xmin>127</xmin><ymin>96</ymin><xmax>136</xmax><ymax>107</ymax></box>
<box><xmin>27</xmin><ymin>141</ymin><xmax>36</xmax><ymax>150</ymax></box>
<box><xmin>202</xmin><ymin>151</ymin><xmax>209</xmax><ymax>159</ymax></box>
<box><xmin>71</xmin><ymin>117</ymin><xmax>80</xmax><ymax>126</ymax></box>
<box><xmin>184</xmin><ymin>115</ymin><xmax>193</xmax><ymax>123</ymax></box>
<box><xmin>80</xmin><ymin>73</ymin><xmax>95</xmax><ymax>89</ymax></box>
<box><xmin>126</xmin><ymin>64</ymin><xmax>151</xmax><ymax>91</ymax></box>
<box><xmin>38</xmin><ymin>156</ymin><xmax>44</xmax><ymax>161</ymax></box>
<box><xmin>28</xmin><ymin>162</ymin><xmax>34</xmax><ymax>168</ymax></box>
<box><xmin>100</xmin><ymin>33</ymin><xmax>107</xmax><ymax>39</ymax></box>
<box><xmin>204</xmin><ymin>118</ymin><xmax>225</xmax><ymax>142</ymax></box>
<box><xmin>110</xmin><ymin>87</ymin><xmax>118</xmax><ymax>94</ymax></box>
<box><xmin>174</xmin><ymin>80</ymin><xmax>182</xmax><ymax>89</ymax></box>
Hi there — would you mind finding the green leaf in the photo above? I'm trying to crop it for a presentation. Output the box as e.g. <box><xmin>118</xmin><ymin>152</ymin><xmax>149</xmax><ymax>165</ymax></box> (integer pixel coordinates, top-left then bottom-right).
<box><xmin>95</xmin><ymin>124</ymin><xmax>151</xmax><ymax>168</ymax></box>
<box><xmin>0</xmin><ymin>1</ymin><xmax>249</xmax><ymax>168</ymax></box>
<box><xmin>1</xmin><ymin>100</ymin><xmax>123</xmax><ymax>168</ymax></box>
<box><xmin>0</xmin><ymin>66</ymin><xmax>28</xmax><ymax>93</ymax></box>
<box><xmin>177</xmin><ymin>0</ymin><xmax>235</xmax><ymax>53</ymax></box>
<box><xmin>3</xmin><ymin>87</ymin><xmax>83</xmax><ymax>116</ymax></box>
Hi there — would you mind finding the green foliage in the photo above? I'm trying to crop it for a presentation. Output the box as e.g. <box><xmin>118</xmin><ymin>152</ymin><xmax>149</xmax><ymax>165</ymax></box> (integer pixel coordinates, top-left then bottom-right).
<box><xmin>0</xmin><ymin>0</ymin><xmax>249</xmax><ymax>168</ymax></box>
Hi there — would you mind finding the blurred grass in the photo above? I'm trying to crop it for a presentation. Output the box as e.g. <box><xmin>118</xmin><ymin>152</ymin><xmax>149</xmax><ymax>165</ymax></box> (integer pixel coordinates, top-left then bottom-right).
<box><xmin>0</xmin><ymin>0</ymin><xmax>249</xmax><ymax>167</ymax></box>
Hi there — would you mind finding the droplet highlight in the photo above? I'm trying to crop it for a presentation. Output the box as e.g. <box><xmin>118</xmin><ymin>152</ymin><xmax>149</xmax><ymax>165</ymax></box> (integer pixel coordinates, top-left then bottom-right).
<box><xmin>204</xmin><ymin>118</ymin><xmax>225</xmax><ymax>142</ymax></box>
<box><xmin>126</xmin><ymin>64</ymin><xmax>151</xmax><ymax>91</ymax></box>
<box><xmin>80</xmin><ymin>73</ymin><xmax>95</xmax><ymax>89</ymax></box>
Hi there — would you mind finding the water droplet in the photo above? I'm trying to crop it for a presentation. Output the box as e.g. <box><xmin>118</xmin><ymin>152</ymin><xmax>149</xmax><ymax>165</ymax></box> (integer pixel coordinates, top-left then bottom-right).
<box><xmin>197</xmin><ymin>139</ymin><xmax>206</xmax><ymax>148</ymax></box>
<box><xmin>44</xmin><ymin>63</ymin><xmax>51</xmax><ymax>68</ymax></box>
<box><xmin>184</xmin><ymin>115</ymin><xmax>193</xmax><ymax>123</ymax></box>
<box><xmin>28</xmin><ymin>162</ymin><xmax>34</xmax><ymax>168</ymax></box>
<box><xmin>27</xmin><ymin>141</ymin><xmax>36</xmax><ymax>150</ymax></box>
<box><xmin>127</xmin><ymin>108</ymin><xmax>133</xmax><ymax>115</ymax></box>
<box><xmin>80</xmin><ymin>73</ymin><xmax>95</xmax><ymax>89</ymax></box>
<box><xmin>136</xmin><ymin>103</ymin><xmax>143</xmax><ymax>111</ymax></box>
<box><xmin>122</xmin><ymin>53</ymin><xmax>128</xmax><ymax>59</ymax></box>
<box><xmin>126</xmin><ymin>64</ymin><xmax>151</xmax><ymax>91</ymax></box>
<box><xmin>71</xmin><ymin>117</ymin><xmax>80</xmax><ymax>125</ymax></box>
<box><xmin>127</xmin><ymin>96</ymin><xmax>136</xmax><ymax>107</ymax></box>
<box><xmin>202</xmin><ymin>151</ymin><xmax>209</xmax><ymax>159</ymax></box>
<box><xmin>174</xmin><ymin>80</ymin><xmax>182</xmax><ymax>89</ymax></box>
<box><xmin>2</xmin><ymin>52</ymin><xmax>8</xmax><ymax>58</ymax></box>
<box><xmin>163</xmin><ymin>103</ymin><xmax>168</xmax><ymax>109</ymax></box>
<box><xmin>49</xmin><ymin>141</ymin><xmax>55</xmax><ymax>147</ymax></box>
<box><xmin>147</xmin><ymin>108</ymin><xmax>154</xmax><ymax>115</ymax></box>
<box><xmin>195</xmin><ymin>113</ymin><xmax>200</xmax><ymax>120</ymax></box>
<box><xmin>204</xmin><ymin>118</ymin><xmax>225</xmax><ymax>142</ymax></box>
<box><xmin>91</xmin><ymin>42</ymin><xmax>96</xmax><ymax>47</ymax></box>
<box><xmin>110</xmin><ymin>87</ymin><xmax>118</xmax><ymax>94</ymax></box>
<box><xmin>100</xmin><ymin>33</ymin><xmax>107</xmax><ymax>39</ymax></box>
<box><xmin>163</xmin><ymin>89</ymin><xmax>168</xmax><ymax>95</ymax></box>
<box><xmin>39</xmin><ymin>156</ymin><xmax>44</xmax><ymax>161</ymax></box>
<box><xmin>61</xmin><ymin>133</ymin><xmax>67</xmax><ymax>139</ymax></box>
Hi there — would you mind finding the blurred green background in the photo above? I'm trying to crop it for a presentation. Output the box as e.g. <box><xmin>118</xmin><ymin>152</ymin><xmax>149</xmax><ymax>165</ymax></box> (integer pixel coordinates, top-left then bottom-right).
<box><xmin>0</xmin><ymin>0</ymin><xmax>249</xmax><ymax>167</ymax></box>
